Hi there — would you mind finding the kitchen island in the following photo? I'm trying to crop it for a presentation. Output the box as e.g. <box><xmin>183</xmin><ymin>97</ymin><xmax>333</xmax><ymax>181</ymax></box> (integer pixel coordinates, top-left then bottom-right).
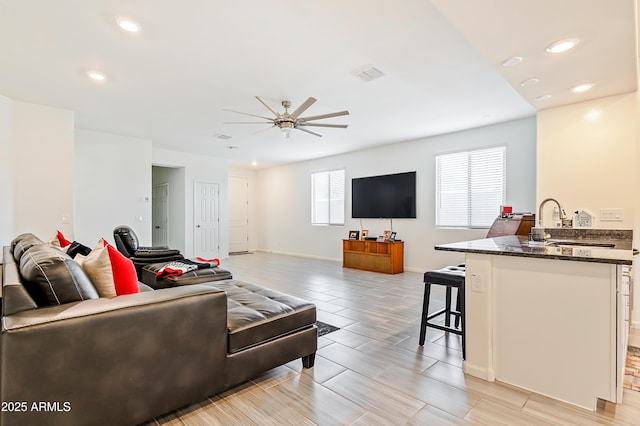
<box><xmin>436</xmin><ymin>234</ymin><xmax>634</xmax><ymax>410</ymax></box>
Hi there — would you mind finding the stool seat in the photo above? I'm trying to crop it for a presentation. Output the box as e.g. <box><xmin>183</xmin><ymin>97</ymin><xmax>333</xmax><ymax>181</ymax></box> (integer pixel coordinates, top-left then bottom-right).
<box><xmin>420</xmin><ymin>264</ymin><xmax>466</xmax><ymax>359</ymax></box>
<box><xmin>423</xmin><ymin>265</ymin><xmax>465</xmax><ymax>287</ymax></box>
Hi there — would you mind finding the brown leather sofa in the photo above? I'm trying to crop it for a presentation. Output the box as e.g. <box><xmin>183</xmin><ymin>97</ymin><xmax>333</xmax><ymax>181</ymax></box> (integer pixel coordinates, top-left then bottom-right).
<box><xmin>1</xmin><ymin>235</ymin><xmax>317</xmax><ymax>426</ymax></box>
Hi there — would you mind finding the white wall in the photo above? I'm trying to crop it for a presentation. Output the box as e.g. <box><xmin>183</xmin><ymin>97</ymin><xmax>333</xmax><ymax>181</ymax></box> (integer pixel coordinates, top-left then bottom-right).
<box><xmin>153</xmin><ymin>148</ymin><xmax>229</xmax><ymax>259</ymax></box>
<box><xmin>152</xmin><ymin>165</ymin><xmax>186</xmax><ymax>252</ymax></box>
<box><xmin>11</xmin><ymin>101</ymin><xmax>74</xmax><ymax>241</ymax></box>
<box><xmin>229</xmin><ymin>167</ymin><xmax>259</xmax><ymax>252</ymax></box>
<box><xmin>254</xmin><ymin>117</ymin><xmax>537</xmax><ymax>271</ymax></box>
<box><xmin>74</xmin><ymin>129</ymin><xmax>152</xmax><ymax>246</ymax></box>
<box><xmin>0</xmin><ymin>95</ymin><xmax>13</xmax><ymax>245</ymax></box>
<box><xmin>537</xmin><ymin>93</ymin><xmax>637</xmax><ymax>228</ymax></box>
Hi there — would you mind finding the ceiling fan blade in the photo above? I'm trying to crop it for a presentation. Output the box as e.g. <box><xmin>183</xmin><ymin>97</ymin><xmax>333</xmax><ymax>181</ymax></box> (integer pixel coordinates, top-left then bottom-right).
<box><xmin>298</xmin><ymin>110</ymin><xmax>350</xmax><ymax>122</ymax></box>
<box><xmin>299</xmin><ymin>123</ymin><xmax>348</xmax><ymax>128</ymax></box>
<box><xmin>289</xmin><ymin>97</ymin><xmax>317</xmax><ymax>119</ymax></box>
<box><xmin>296</xmin><ymin>127</ymin><xmax>323</xmax><ymax>137</ymax></box>
<box><xmin>255</xmin><ymin>96</ymin><xmax>281</xmax><ymax>117</ymax></box>
<box><xmin>222</xmin><ymin>109</ymin><xmax>274</xmax><ymax>121</ymax></box>
<box><xmin>224</xmin><ymin>121</ymin><xmax>273</xmax><ymax>124</ymax></box>
<box><xmin>251</xmin><ymin>126</ymin><xmax>275</xmax><ymax>135</ymax></box>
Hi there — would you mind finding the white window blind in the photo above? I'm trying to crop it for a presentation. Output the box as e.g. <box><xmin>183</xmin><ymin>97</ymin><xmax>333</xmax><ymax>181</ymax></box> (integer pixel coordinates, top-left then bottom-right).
<box><xmin>435</xmin><ymin>146</ymin><xmax>506</xmax><ymax>228</ymax></box>
<box><xmin>311</xmin><ymin>169</ymin><xmax>345</xmax><ymax>225</ymax></box>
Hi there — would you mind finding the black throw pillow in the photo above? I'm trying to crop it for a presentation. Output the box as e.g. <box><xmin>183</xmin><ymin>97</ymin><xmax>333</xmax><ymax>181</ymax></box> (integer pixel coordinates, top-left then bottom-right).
<box><xmin>66</xmin><ymin>241</ymin><xmax>92</xmax><ymax>258</ymax></box>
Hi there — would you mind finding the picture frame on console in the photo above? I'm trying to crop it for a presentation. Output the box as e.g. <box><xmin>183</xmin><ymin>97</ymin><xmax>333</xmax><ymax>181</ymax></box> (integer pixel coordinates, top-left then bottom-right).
<box><xmin>361</xmin><ymin>230</ymin><xmax>368</xmax><ymax>240</ymax></box>
<box><xmin>349</xmin><ymin>230</ymin><xmax>360</xmax><ymax>240</ymax></box>
<box><xmin>389</xmin><ymin>231</ymin><xmax>397</xmax><ymax>242</ymax></box>
<box><xmin>383</xmin><ymin>230</ymin><xmax>391</xmax><ymax>241</ymax></box>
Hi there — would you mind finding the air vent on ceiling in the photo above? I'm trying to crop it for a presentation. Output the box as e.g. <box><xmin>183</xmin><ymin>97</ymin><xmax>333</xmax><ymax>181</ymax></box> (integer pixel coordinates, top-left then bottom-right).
<box><xmin>352</xmin><ymin>65</ymin><xmax>384</xmax><ymax>82</ymax></box>
<box><xmin>215</xmin><ymin>133</ymin><xmax>232</xmax><ymax>140</ymax></box>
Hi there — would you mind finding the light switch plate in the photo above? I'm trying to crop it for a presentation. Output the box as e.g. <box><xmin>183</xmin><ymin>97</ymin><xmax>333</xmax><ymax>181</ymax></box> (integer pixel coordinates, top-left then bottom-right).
<box><xmin>600</xmin><ymin>208</ymin><xmax>623</xmax><ymax>222</ymax></box>
<box><xmin>471</xmin><ymin>274</ymin><xmax>483</xmax><ymax>293</ymax></box>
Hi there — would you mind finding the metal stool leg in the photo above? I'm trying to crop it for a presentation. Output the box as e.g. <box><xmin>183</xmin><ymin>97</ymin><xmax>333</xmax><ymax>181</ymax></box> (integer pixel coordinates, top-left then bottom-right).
<box><xmin>454</xmin><ymin>288</ymin><xmax>461</xmax><ymax>329</ymax></box>
<box><xmin>444</xmin><ymin>286</ymin><xmax>452</xmax><ymax>327</ymax></box>
<box><xmin>419</xmin><ymin>282</ymin><xmax>431</xmax><ymax>345</ymax></box>
<box><xmin>460</xmin><ymin>284</ymin><xmax>466</xmax><ymax>359</ymax></box>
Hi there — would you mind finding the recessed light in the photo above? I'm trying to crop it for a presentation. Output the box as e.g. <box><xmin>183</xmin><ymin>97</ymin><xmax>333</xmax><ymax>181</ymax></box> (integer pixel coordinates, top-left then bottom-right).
<box><xmin>520</xmin><ymin>78</ymin><xmax>540</xmax><ymax>87</ymax></box>
<box><xmin>571</xmin><ymin>83</ymin><xmax>593</xmax><ymax>93</ymax></box>
<box><xmin>535</xmin><ymin>94</ymin><xmax>551</xmax><ymax>101</ymax></box>
<box><xmin>501</xmin><ymin>56</ymin><xmax>523</xmax><ymax>67</ymax></box>
<box><xmin>251</xmin><ymin>161</ymin><xmax>258</xmax><ymax>166</ymax></box>
<box><xmin>117</xmin><ymin>18</ymin><xmax>141</xmax><ymax>33</ymax></box>
<box><xmin>546</xmin><ymin>38</ymin><xmax>579</xmax><ymax>54</ymax></box>
<box><xmin>87</xmin><ymin>71</ymin><xmax>106</xmax><ymax>81</ymax></box>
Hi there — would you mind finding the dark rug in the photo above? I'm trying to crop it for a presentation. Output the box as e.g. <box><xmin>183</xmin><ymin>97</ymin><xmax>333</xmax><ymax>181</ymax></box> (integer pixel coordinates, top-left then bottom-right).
<box><xmin>316</xmin><ymin>321</ymin><xmax>340</xmax><ymax>337</ymax></box>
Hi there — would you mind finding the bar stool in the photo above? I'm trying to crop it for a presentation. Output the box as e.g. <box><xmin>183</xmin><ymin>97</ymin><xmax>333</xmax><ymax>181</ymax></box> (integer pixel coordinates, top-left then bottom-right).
<box><xmin>419</xmin><ymin>264</ymin><xmax>465</xmax><ymax>358</ymax></box>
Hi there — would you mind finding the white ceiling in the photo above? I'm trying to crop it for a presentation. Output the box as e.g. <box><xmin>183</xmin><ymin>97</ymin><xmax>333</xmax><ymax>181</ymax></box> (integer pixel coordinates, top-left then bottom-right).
<box><xmin>0</xmin><ymin>0</ymin><xmax>635</xmax><ymax>169</ymax></box>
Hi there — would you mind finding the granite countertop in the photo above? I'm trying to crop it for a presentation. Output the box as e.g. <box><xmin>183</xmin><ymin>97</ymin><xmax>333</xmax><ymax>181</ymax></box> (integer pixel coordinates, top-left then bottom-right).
<box><xmin>435</xmin><ymin>235</ymin><xmax>636</xmax><ymax>265</ymax></box>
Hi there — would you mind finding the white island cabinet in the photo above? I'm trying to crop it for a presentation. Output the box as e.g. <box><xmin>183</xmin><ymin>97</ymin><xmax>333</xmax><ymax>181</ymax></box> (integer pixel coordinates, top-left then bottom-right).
<box><xmin>436</xmin><ymin>235</ymin><xmax>635</xmax><ymax>411</ymax></box>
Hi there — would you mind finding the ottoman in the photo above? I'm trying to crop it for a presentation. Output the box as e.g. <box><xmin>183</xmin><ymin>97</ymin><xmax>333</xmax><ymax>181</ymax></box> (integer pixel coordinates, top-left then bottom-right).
<box><xmin>141</xmin><ymin>260</ymin><xmax>233</xmax><ymax>289</ymax></box>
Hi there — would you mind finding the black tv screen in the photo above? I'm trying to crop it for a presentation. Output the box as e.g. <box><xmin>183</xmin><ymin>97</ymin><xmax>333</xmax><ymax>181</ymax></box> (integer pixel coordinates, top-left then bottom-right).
<box><xmin>352</xmin><ymin>171</ymin><xmax>417</xmax><ymax>219</ymax></box>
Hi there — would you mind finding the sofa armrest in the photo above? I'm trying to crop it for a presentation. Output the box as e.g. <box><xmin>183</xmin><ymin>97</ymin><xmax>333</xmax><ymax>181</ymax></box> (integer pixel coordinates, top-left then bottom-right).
<box><xmin>1</xmin><ymin>285</ymin><xmax>228</xmax><ymax>426</ymax></box>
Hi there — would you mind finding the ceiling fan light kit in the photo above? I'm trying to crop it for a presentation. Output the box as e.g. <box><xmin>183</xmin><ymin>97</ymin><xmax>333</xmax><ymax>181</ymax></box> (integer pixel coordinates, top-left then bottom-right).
<box><xmin>224</xmin><ymin>96</ymin><xmax>349</xmax><ymax>138</ymax></box>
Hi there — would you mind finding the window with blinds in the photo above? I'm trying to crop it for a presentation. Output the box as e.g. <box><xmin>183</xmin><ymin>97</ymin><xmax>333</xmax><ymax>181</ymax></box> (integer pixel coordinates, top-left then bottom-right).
<box><xmin>311</xmin><ymin>169</ymin><xmax>345</xmax><ymax>225</ymax></box>
<box><xmin>435</xmin><ymin>146</ymin><xmax>506</xmax><ymax>228</ymax></box>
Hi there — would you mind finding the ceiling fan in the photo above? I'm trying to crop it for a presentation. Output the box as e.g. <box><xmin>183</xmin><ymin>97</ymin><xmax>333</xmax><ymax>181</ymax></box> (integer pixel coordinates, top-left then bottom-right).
<box><xmin>223</xmin><ymin>96</ymin><xmax>349</xmax><ymax>138</ymax></box>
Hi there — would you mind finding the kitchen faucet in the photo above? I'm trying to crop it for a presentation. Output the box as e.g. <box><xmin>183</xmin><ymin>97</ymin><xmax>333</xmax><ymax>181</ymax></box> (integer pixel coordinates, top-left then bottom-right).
<box><xmin>530</xmin><ymin>198</ymin><xmax>567</xmax><ymax>242</ymax></box>
<box><xmin>538</xmin><ymin>197</ymin><xmax>566</xmax><ymax>228</ymax></box>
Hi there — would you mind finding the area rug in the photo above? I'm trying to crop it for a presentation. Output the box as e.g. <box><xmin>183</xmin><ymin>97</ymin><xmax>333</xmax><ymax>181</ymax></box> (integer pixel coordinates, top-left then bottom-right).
<box><xmin>624</xmin><ymin>346</ymin><xmax>640</xmax><ymax>392</ymax></box>
<box><xmin>316</xmin><ymin>321</ymin><xmax>340</xmax><ymax>337</ymax></box>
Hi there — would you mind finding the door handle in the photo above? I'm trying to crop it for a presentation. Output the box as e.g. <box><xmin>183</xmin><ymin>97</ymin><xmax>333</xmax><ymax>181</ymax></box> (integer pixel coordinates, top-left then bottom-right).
<box><xmin>196</xmin><ymin>225</ymin><xmax>201</xmax><ymax>228</ymax></box>
<box><xmin>154</xmin><ymin>226</ymin><xmax>160</xmax><ymax>229</ymax></box>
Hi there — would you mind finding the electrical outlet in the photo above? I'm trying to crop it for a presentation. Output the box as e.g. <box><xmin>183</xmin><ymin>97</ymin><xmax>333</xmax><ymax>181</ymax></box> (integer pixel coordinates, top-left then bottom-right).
<box><xmin>600</xmin><ymin>208</ymin><xmax>623</xmax><ymax>222</ymax></box>
<box><xmin>471</xmin><ymin>274</ymin><xmax>483</xmax><ymax>293</ymax></box>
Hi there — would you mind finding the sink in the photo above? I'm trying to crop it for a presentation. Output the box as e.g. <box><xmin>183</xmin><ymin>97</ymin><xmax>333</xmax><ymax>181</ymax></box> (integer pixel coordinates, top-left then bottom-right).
<box><xmin>546</xmin><ymin>240</ymin><xmax>615</xmax><ymax>249</ymax></box>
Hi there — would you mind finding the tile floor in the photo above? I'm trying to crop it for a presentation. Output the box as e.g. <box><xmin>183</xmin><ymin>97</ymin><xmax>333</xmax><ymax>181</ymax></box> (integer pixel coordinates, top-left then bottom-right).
<box><xmin>143</xmin><ymin>252</ymin><xmax>640</xmax><ymax>425</ymax></box>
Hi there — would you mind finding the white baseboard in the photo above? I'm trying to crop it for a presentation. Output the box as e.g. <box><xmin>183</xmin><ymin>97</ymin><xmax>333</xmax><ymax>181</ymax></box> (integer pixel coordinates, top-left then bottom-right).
<box><xmin>255</xmin><ymin>249</ymin><xmax>341</xmax><ymax>263</ymax></box>
<box><xmin>463</xmin><ymin>361</ymin><xmax>495</xmax><ymax>382</ymax></box>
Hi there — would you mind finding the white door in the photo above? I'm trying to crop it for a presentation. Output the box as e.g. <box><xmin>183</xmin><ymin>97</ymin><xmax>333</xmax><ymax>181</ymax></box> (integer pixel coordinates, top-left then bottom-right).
<box><xmin>229</xmin><ymin>176</ymin><xmax>249</xmax><ymax>253</ymax></box>
<box><xmin>152</xmin><ymin>183</ymin><xmax>169</xmax><ymax>247</ymax></box>
<box><xmin>194</xmin><ymin>182</ymin><xmax>219</xmax><ymax>258</ymax></box>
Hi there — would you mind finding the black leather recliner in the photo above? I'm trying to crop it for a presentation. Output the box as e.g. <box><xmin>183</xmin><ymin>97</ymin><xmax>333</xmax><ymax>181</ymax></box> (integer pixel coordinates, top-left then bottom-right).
<box><xmin>113</xmin><ymin>225</ymin><xmax>184</xmax><ymax>276</ymax></box>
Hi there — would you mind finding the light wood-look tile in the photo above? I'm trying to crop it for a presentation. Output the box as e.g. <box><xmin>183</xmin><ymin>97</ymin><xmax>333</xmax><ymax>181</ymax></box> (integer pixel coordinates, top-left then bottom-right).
<box><xmin>323</xmin><ymin>370</ymin><xmax>425</xmax><ymax>423</ymax></box>
<box><xmin>265</xmin><ymin>374</ymin><xmax>367</xmax><ymax>425</ymax></box>
<box><xmin>407</xmin><ymin>404</ymin><xmax>470</xmax><ymax>425</ymax></box>
<box><xmin>145</xmin><ymin>252</ymin><xmax>640</xmax><ymax>425</ymax></box>
<box><xmin>464</xmin><ymin>398</ymin><xmax>555</xmax><ymax>425</ymax></box>
<box><xmin>285</xmin><ymin>354</ymin><xmax>347</xmax><ymax>384</ymax></box>
<box><xmin>374</xmin><ymin>365</ymin><xmax>477</xmax><ymax>418</ymax></box>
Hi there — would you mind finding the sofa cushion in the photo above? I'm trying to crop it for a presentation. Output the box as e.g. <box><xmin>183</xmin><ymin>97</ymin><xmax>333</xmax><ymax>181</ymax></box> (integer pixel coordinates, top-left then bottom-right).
<box><xmin>19</xmin><ymin>245</ymin><xmax>99</xmax><ymax>306</ymax></box>
<box><xmin>11</xmin><ymin>233</ymin><xmax>45</xmax><ymax>262</ymax></box>
<box><xmin>206</xmin><ymin>280</ymin><xmax>316</xmax><ymax>353</ymax></box>
<box><xmin>82</xmin><ymin>240</ymin><xmax>139</xmax><ymax>298</ymax></box>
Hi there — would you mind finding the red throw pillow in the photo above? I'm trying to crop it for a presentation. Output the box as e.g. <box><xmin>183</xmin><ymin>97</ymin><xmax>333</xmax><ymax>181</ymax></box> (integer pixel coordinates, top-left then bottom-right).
<box><xmin>57</xmin><ymin>230</ymin><xmax>72</xmax><ymax>247</ymax></box>
<box><xmin>81</xmin><ymin>239</ymin><xmax>139</xmax><ymax>297</ymax></box>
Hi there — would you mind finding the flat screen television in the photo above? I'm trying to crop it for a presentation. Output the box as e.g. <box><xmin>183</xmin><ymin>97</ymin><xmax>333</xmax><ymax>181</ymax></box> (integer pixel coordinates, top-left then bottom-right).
<box><xmin>352</xmin><ymin>171</ymin><xmax>417</xmax><ymax>219</ymax></box>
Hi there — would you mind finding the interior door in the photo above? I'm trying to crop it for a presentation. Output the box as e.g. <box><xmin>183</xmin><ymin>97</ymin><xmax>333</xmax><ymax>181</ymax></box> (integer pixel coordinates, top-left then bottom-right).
<box><xmin>229</xmin><ymin>176</ymin><xmax>249</xmax><ymax>253</ymax></box>
<box><xmin>194</xmin><ymin>182</ymin><xmax>219</xmax><ymax>258</ymax></box>
<box><xmin>152</xmin><ymin>183</ymin><xmax>169</xmax><ymax>246</ymax></box>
